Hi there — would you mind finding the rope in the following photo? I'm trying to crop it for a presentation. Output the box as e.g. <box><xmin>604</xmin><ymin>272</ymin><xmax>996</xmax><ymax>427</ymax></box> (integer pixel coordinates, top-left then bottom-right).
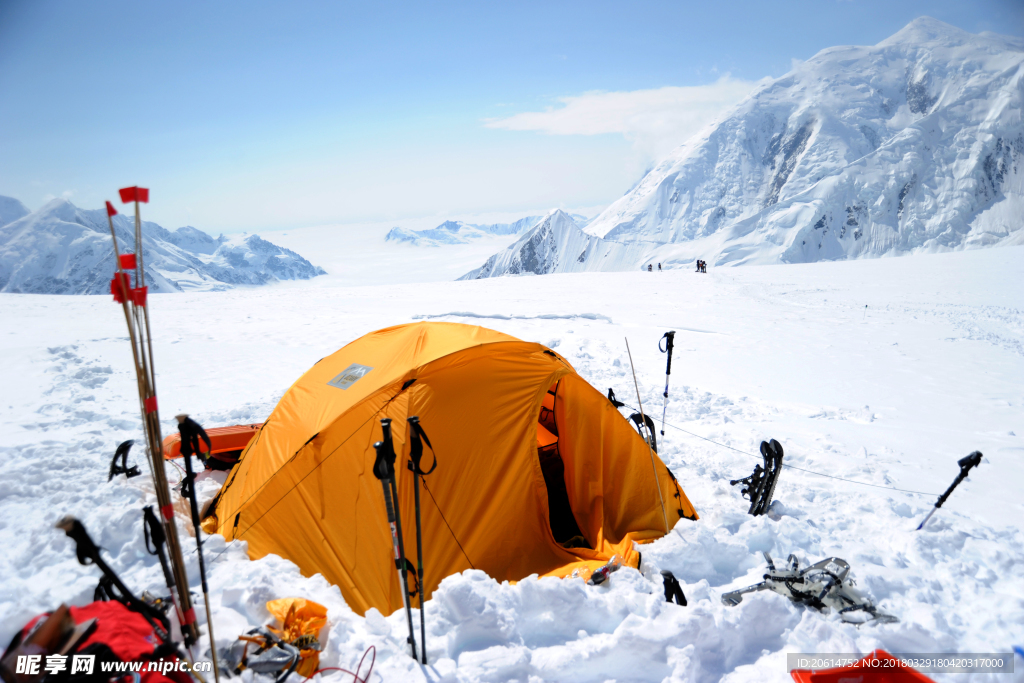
<box><xmin>422</xmin><ymin>478</ymin><xmax>475</xmax><ymax>569</ymax></box>
<box><xmin>621</xmin><ymin>403</ymin><xmax>943</xmax><ymax>497</ymax></box>
<box><xmin>304</xmin><ymin>645</ymin><xmax>375</xmax><ymax>683</ymax></box>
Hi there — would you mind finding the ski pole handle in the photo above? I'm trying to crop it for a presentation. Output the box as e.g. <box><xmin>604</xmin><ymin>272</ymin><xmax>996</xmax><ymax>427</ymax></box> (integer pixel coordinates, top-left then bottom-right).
<box><xmin>373</xmin><ymin>418</ymin><xmax>397</xmax><ymax>480</ymax></box>
<box><xmin>659</xmin><ymin>331</ymin><xmax>676</xmax><ymax>377</ymax></box>
<box><xmin>935</xmin><ymin>451</ymin><xmax>982</xmax><ymax>508</ymax></box>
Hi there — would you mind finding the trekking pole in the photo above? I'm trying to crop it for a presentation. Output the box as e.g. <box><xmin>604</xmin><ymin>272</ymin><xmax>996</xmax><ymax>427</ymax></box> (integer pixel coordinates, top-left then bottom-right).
<box><xmin>407</xmin><ymin>416</ymin><xmax>436</xmax><ymax>665</ymax></box>
<box><xmin>56</xmin><ymin>517</ymin><xmax>172</xmax><ymax>644</ymax></box>
<box><xmin>916</xmin><ymin>451</ymin><xmax>982</xmax><ymax>530</ymax></box>
<box><xmin>658</xmin><ymin>331</ymin><xmax>675</xmax><ymax>438</ymax></box>
<box><xmin>373</xmin><ymin>419</ymin><xmax>418</xmax><ymax>661</ymax></box>
<box><xmin>624</xmin><ymin>338</ymin><xmax>670</xmax><ymax>534</ymax></box>
<box><xmin>106</xmin><ymin>188</ymin><xmax>200</xmax><ymax>652</ymax></box>
<box><xmin>176</xmin><ymin>415</ymin><xmax>222</xmax><ymax>683</ymax></box>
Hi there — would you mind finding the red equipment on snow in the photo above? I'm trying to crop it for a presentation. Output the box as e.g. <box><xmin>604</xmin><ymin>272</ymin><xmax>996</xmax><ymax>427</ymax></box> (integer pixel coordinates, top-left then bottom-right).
<box><xmin>0</xmin><ymin>601</ymin><xmax>192</xmax><ymax>683</ymax></box>
<box><xmin>790</xmin><ymin>650</ymin><xmax>934</xmax><ymax>683</ymax></box>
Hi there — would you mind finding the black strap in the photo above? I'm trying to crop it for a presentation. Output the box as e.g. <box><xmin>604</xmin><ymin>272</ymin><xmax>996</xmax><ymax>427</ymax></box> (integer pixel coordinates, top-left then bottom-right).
<box><xmin>143</xmin><ymin>506</ymin><xmax>164</xmax><ymax>556</ymax></box>
<box><xmin>407</xmin><ymin>416</ymin><xmax>437</xmax><ymax>476</ymax></box>
<box><xmin>607</xmin><ymin>388</ymin><xmax>625</xmax><ymax>408</ymax></box>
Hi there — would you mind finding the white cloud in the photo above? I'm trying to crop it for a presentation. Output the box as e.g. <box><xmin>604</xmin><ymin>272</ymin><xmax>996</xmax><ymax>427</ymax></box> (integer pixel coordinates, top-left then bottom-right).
<box><xmin>485</xmin><ymin>76</ymin><xmax>758</xmax><ymax>164</ymax></box>
<box><xmin>42</xmin><ymin>190</ymin><xmax>75</xmax><ymax>204</ymax></box>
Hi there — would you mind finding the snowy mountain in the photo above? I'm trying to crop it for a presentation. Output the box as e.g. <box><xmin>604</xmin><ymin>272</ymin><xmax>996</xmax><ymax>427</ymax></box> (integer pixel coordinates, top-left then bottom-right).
<box><xmin>386</xmin><ymin>214</ymin><xmax>590</xmax><ymax>247</ymax></box>
<box><xmin>460</xmin><ymin>209</ymin><xmax>649</xmax><ymax>279</ymax></box>
<box><xmin>465</xmin><ymin>17</ymin><xmax>1024</xmax><ymax>277</ymax></box>
<box><xmin>0</xmin><ymin>196</ymin><xmax>326</xmax><ymax>294</ymax></box>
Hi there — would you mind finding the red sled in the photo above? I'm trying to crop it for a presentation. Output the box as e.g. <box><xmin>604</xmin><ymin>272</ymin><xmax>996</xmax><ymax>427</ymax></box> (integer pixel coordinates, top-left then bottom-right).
<box><xmin>163</xmin><ymin>423</ymin><xmax>263</xmax><ymax>471</ymax></box>
<box><xmin>791</xmin><ymin>650</ymin><xmax>934</xmax><ymax>683</ymax></box>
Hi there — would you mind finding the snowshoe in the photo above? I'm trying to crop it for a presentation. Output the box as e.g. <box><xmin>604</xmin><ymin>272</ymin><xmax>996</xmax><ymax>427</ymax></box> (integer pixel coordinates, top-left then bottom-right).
<box><xmin>628</xmin><ymin>412</ymin><xmax>657</xmax><ymax>453</ymax></box>
<box><xmin>729</xmin><ymin>438</ymin><xmax>783</xmax><ymax>515</ymax></box>
<box><xmin>721</xmin><ymin>552</ymin><xmax>898</xmax><ymax>625</ymax></box>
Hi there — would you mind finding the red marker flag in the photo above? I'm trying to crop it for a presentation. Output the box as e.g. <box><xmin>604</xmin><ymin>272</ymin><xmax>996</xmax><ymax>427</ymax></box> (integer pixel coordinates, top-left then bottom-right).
<box><xmin>105</xmin><ymin>201</ymin><xmax>118</xmax><ymax>217</ymax></box>
<box><xmin>118</xmin><ymin>187</ymin><xmax>150</xmax><ymax>203</ymax></box>
<box><xmin>110</xmin><ymin>273</ymin><xmax>130</xmax><ymax>303</ymax></box>
<box><xmin>119</xmin><ymin>253</ymin><xmax>137</xmax><ymax>270</ymax></box>
<box><xmin>130</xmin><ymin>286</ymin><xmax>148</xmax><ymax>307</ymax></box>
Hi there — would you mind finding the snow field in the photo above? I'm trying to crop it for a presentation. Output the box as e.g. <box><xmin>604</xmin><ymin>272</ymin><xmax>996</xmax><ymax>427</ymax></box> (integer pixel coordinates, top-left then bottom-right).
<box><xmin>0</xmin><ymin>246</ymin><xmax>1022</xmax><ymax>682</ymax></box>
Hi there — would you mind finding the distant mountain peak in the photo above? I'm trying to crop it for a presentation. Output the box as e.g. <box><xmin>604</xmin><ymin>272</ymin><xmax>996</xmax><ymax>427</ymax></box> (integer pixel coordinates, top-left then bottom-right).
<box><xmin>385</xmin><ymin>214</ymin><xmax>546</xmax><ymax>246</ymax></box>
<box><xmin>465</xmin><ymin>19</ymin><xmax>1024</xmax><ymax>278</ymax></box>
<box><xmin>0</xmin><ymin>196</ymin><xmax>325</xmax><ymax>294</ymax></box>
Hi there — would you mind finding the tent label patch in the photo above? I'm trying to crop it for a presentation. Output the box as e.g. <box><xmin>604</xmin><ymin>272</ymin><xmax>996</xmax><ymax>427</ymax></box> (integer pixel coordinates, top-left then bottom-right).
<box><xmin>327</xmin><ymin>364</ymin><xmax>373</xmax><ymax>390</ymax></box>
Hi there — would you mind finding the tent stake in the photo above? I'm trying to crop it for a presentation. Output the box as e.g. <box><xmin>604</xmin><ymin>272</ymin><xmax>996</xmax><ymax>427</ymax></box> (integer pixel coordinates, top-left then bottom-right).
<box><xmin>625</xmin><ymin>338</ymin><xmax>670</xmax><ymax>535</ymax></box>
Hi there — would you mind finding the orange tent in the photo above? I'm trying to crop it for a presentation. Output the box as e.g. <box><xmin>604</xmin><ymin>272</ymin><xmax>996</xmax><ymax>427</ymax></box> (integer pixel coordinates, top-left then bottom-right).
<box><xmin>204</xmin><ymin>322</ymin><xmax>696</xmax><ymax>616</ymax></box>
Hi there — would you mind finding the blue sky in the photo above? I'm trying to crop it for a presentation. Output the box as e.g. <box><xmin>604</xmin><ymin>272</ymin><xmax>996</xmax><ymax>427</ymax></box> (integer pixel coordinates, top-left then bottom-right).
<box><xmin>1</xmin><ymin>0</ymin><xmax>1021</xmax><ymax>232</ymax></box>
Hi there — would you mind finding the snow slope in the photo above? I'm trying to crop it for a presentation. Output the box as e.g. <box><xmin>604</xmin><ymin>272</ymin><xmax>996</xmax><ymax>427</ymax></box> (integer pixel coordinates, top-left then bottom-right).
<box><xmin>461</xmin><ymin>209</ymin><xmax>652</xmax><ymax>279</ymax></box>
<box><xmin>0</xmin><ymin>196</ymin><xmax>326</xmax><ymax>294</ymax></box>
<box><xmin>467</xmin><ymin>18</ymin><xmax>1024</xmax><ymax>278</ymax></box>
<box><xmin>1</xmin><ymin>246</ymin><xmax>1021</xmax><ymax>682</ymax></box>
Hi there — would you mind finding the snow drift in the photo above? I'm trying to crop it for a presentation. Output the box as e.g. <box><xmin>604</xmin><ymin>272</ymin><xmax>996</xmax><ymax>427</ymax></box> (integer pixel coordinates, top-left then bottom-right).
<box><xmin>0</xmin><ymin>196</ymin><xmax>326</xmax><ymax>294</ymax></box>
<box><xmin>465</xmin><ymin>17</ymin><xmax>1024</xmax><ymax>278</ymax></box>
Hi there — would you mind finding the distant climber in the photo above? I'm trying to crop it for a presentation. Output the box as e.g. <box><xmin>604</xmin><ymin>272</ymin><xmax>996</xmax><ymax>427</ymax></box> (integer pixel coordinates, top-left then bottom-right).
<box><xmin>658</xmin><ymin>263</ymin><xmax>662</xmax><ymax>271</ymax></box>
<box><xmin>648</xmin><ymin>264</ymin><xmax>653</xmax><ymax>272</ymax></box>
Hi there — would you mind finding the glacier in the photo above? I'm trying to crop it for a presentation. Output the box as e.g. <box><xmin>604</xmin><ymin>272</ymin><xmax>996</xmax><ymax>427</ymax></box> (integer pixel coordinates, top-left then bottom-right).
<box><xmin>0</xmin><ymin>196</ymin><xmax>326</xmax><ymax>294</ymax></box>
<box><xmin>464</xmin><ymin>17</ymin><xmax>1024</xmax><ymax>278</ymax></box>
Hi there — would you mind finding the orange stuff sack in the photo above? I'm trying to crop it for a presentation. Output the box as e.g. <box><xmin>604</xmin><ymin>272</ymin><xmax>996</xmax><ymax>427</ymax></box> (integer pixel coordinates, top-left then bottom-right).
<box><xmin>265</xmin><ymin>598</ymin><xmax>328</xmax><ymax>678</ymax></box>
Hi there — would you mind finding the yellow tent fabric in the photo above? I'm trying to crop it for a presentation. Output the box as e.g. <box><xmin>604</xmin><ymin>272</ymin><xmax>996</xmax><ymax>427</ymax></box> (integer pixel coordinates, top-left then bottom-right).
<box><xmin>208</xmin><ymin>322</ymin><xmax>697</xmax><ymax>616</ymax></box>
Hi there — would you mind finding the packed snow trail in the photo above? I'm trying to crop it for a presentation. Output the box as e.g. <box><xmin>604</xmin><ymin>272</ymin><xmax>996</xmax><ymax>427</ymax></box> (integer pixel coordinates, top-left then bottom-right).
<box><xmin>0</xmin><ymin>247</ymin><xmax>1022</xmax><ymax>682</ymax></box>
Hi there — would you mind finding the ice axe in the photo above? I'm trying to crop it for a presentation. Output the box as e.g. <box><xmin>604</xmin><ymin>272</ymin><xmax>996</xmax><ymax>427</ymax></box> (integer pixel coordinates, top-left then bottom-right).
<box><xmin>658</xmin><ymin>331</ymin><xmax>675</xmax><ymax>438</ymax></box>
<box><xmin>916</xmin><ymin>451</ymin><xmax>982</xmax><ymax>530</ymax></box>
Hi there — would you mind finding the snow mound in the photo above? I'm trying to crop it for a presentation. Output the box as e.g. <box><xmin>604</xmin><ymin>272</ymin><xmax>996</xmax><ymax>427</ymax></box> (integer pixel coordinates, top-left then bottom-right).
<box><xmin>467</xmin><ymin>17</ymin><xmax>1024</xmax><ymax>277</ymax></box>
<box><xmin>0</xmin><ymin>196</ymin><xmax>326</xmax><ymax>294</ymax></box>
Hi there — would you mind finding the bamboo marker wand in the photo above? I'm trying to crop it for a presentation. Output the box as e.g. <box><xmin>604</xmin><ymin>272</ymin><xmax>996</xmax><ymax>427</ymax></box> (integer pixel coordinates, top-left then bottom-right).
<box><xmin>625</xmin><ymin>337</ymin><xmax>670</xmax><ymax>534</ymax></box>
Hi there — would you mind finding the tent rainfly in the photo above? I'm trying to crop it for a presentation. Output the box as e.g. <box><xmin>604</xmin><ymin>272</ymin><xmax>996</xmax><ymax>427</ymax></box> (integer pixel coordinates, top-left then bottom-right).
<box><xmin>203</xmin><ymin>322</ymin><xmax>697</xmax><ymax>616</ymax></box>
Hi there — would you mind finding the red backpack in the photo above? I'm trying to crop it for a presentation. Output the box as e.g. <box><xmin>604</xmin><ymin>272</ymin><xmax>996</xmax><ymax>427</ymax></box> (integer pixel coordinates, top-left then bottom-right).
<box><xmin>1</xmin><ymin>600</ymin><xmax>194</xmax><ymax>683</ymax></box>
